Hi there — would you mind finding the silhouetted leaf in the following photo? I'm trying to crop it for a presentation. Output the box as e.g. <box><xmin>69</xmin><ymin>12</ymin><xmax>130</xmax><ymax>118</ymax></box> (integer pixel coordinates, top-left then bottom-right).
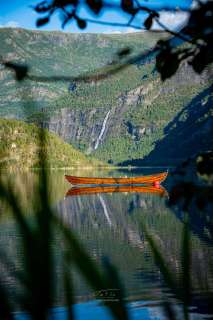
<box><xmin>36</xmin><ymin>16</ymin><xmax>50</xmax><ymax>27</ymax></box>
<box><xmin>86</xmin><ymin>0</ymin><xmax>103</xmax><ymax>14</ymax></box>
<box><xmin>33</xmin><ymin>1</ymin><xmax>51</xmax><ymax>13</ymax></box>
<box><xmin>156</xmin><ymin>49</ymin><xmax>180</xmax><ymax>81</ymax></box>
<box><xmin>102</xmin><ymin>257</ymin><xmax>128</xmax><ymax>320</ymax></box>
<box><xmin>102</xmin><ymin>256</ymin><xmax>124</xmax><ymax>293</ymax></box>
<box><xmin>0</xmin><ymin>282</ymin><xmax>13</xmax><ymax>320</ymax></box>
<box><xmin>63</xmin><ymin>251</ymin><xmax>74</xmax><ymax>320</ymax></box>
<box><xmin>196</xmin><ymin>151</ymin><xmax>213</xmax><ymax>176</ymax></box>
<box><xmin>62</xmin><ymin>12</ymin><xmax>74</xmax><ymax>28</ymax></box>
<box><xmin>117</xmin><ymin>47</ymin><xmax>131</xmax><ymax>57</ymax></box>
<box><xmin>55</xmin><ymin>217</ymin><xmax>128</xmax><ymax>320</ymax></box>
<box><xmin>191</xmin><ymin>45</ymin><xmax>213</xmax><ymax>73</ymax></box>
<box><xmin>141</xmin><ymin>221</ymin><xmax>181</xmax><ymax>298</ymax></box>
<box><xmin>4</xmin><ymin>62</ymin><xmax>28</xmax><ymax>81</ymax></box>
<box><xmin>32</xmin><ymin>0</ymin><xmax>213</xmax><ymax>81</ymax></box>
<box><xmin>144</xmin><ymin>15</ymin><xmax>153</xmax><ymax>30</ymax></box>
<box><xmin>162</xmin><ymin>301</ymin><xmax>177</xmax><ymax>320</ymax></box>
<box><xmin>76</xmin><ymin>17</ymin><xmax>87</xmax><ymax>29</ymax></box>
<box><xmin>121</xmin><ymin>0</ymin><xmax>135</xmax><ymax>14</ymax></box>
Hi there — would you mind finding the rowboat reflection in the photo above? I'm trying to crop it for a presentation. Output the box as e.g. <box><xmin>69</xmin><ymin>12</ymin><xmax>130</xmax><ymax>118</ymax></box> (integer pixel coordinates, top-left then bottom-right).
<box><xmin>66</xmin><ymin>185</ymin><xmax>168</xmax><ymax>197</ymax></box>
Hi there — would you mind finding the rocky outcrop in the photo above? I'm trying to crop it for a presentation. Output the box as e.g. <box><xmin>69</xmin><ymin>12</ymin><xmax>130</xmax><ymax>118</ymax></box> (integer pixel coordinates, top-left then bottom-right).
<box><xmin>1</xmin><ymin>28</ymin><xmax>212</xmax><ymax>164</ymax></box>
<box><xmin>134</xmin><ymin>84</ymin><xmax>213</xmax><ymax>166</ymax></box>
<box><xmin>43</xmin><ymin>65</ymin><xmax>212</xmax><ymax>163</ymax></box>
<box><xmin>43</xmin><ymin>107</ymin><xmax>112</xmax><ymax>152</ymax></box>
<box><xmin>43</xmin><ymin>78</ymin><xmax>162</xmax><ymax>151</ymax></box>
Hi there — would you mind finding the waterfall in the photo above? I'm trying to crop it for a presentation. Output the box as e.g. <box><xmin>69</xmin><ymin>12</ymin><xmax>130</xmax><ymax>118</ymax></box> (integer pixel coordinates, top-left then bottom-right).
<box><xmin>94</xmin><ymin>110</ymin><xmax>111</xmax><ymax>150</ymax></box>
<box><xmin>98</xmin><ymin>195</ymin><xmax>112</xmax><ymax>226</ymax></box>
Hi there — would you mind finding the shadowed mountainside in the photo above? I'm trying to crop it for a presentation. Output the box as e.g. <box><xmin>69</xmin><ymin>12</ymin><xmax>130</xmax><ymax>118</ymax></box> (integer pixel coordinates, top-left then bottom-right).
<box><xmin>119</xmin><ymin>84</ymin><xmax>213</xmax><ymax>166</ymax></box>
<box><xmin>0</xmin><ymin>28</ymin><xmax>212</xmax><ymax>164</ymax></box>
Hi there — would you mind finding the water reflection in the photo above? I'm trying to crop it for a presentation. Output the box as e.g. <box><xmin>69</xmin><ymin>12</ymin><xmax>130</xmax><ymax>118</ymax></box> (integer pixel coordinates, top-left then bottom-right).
<box><xmin>57</xmin><ymin>176</ymin><xmax>213</xmax><ymax>313</ymax></box>
<box><xmin>66</xmin><ymin>185</ymin><xmax>168</xmax><ymax>197</ymax></box>
<box><xmin>0</xmin><ymin>169</ymin><xmax>213</xmax><ymax>319</ymax></box>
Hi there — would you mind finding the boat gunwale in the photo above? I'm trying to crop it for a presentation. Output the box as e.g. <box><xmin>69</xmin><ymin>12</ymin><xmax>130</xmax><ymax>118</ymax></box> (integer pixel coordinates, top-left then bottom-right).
<box><xmin>65</xmin><ymin>171</ymin><xmax>168</xmax><ymax>186</ymax></box>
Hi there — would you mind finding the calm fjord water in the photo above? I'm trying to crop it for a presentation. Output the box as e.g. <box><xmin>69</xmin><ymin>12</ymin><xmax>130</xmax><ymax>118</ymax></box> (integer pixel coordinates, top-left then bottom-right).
<box><xmin>0</xmin><ymin>168</ymin><xmax>212</xmax><ymax>320</ymax></box>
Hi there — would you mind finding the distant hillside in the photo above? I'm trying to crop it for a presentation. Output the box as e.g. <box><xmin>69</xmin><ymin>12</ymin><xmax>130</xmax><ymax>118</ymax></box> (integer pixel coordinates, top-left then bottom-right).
<box><xmin>0</xmin><ymin>119</ymin><xmax>102</xmax><ymax>169</ymax></box>
<box><xmin>0</xmin><ymin>27</ymin><xmax>160</xmax><ymax>116</ymax></box>
<box><xmin>0</xmin><ymin>28</ymin><xmax>212</xmax><ymax>165</ymax></box>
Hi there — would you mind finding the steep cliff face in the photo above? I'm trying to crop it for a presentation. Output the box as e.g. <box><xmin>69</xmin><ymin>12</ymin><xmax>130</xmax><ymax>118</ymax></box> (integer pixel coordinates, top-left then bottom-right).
<box><xmin>1</xmin><ymin>28</ymin><xmax>212</xmax><ymax>164</ymax></box>
<box><xmin>42</xmin><ymin>79</ymin><xmax>159</xmax><ymax>153</ymax></box>
<box><xmin>42</xmin><ymin>63</ymin><xmax>212</xmax><ymax>163</ymax></box>
<box><xmin>43</xmin><ymin>107</ymin><xmax>113</xmax><ymax>152</ymax></box>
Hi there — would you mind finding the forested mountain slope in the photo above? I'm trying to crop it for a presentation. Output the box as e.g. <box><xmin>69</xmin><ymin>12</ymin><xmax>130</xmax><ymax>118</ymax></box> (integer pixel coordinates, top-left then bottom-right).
<box><xmin>0</xmin><ymin>28</ymin><xmax>212</xmax><ymax>164</ymax></box>
<box><xmin>0</xmin><ymin>119</ymin><xmax>102</xmax><ymax>169</ymax></box>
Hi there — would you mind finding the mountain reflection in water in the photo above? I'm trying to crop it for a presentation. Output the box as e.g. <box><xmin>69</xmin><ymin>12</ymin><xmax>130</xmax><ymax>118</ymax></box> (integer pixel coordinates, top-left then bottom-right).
<box><xmin>0</xmin><ymin>169</ymin><xmax>212</xmax><ymax>319</ymax></box>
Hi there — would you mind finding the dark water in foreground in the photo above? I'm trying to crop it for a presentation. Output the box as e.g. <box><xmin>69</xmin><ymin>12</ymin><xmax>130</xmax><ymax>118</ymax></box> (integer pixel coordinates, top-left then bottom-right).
<box><xmin>0</xmin><ymin>168</ymin><xmax>212</xmax><ymax>319</ymax></box>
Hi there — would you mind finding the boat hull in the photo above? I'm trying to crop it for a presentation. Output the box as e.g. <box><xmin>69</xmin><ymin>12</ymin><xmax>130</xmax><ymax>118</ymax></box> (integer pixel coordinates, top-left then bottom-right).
<box><xmin>65</xmin><ymin>171</ymin><xmax>168</xmax><ymax>186</ymax></box>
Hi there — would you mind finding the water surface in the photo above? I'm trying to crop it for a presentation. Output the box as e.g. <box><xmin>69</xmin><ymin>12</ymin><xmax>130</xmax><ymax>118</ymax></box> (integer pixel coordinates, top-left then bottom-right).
<box><xmin>0</xmin><ymin>168</ymin><xmax>212</xmax><ymax>319</ymax></box>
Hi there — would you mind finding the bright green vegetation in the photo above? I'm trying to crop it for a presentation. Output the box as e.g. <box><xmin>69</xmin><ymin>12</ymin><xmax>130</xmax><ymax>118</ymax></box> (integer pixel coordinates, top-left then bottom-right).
<box><xmin>0</xmin><ymin>118</ymin><xmax>102</xmax><ymax>169</ymax></box>
<box><xmin>94</xmin><ymin>82</ymin><xmax>211</xmax><ymax>163</ymax></box>
<box><xmin>0</xmin><ymin>28</ymin><xmax>211</xmax><ymax>164</ymax></box>
<box><xmin>0</xmin><ymin>28</ymin><xmax>160</xmax><ymax>116</ymax></box>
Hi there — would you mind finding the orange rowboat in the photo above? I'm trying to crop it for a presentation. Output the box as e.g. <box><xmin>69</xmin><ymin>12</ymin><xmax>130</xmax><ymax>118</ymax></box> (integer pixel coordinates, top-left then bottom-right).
<box><xmin>65</xmin><ymin>171</ymin><xmax>168</xmax><ymax>186</ymax></box>
<box><xmin>66</xmin><ymin>185</ymin><xmax>168</xmax><ymax>197</ymax></box>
